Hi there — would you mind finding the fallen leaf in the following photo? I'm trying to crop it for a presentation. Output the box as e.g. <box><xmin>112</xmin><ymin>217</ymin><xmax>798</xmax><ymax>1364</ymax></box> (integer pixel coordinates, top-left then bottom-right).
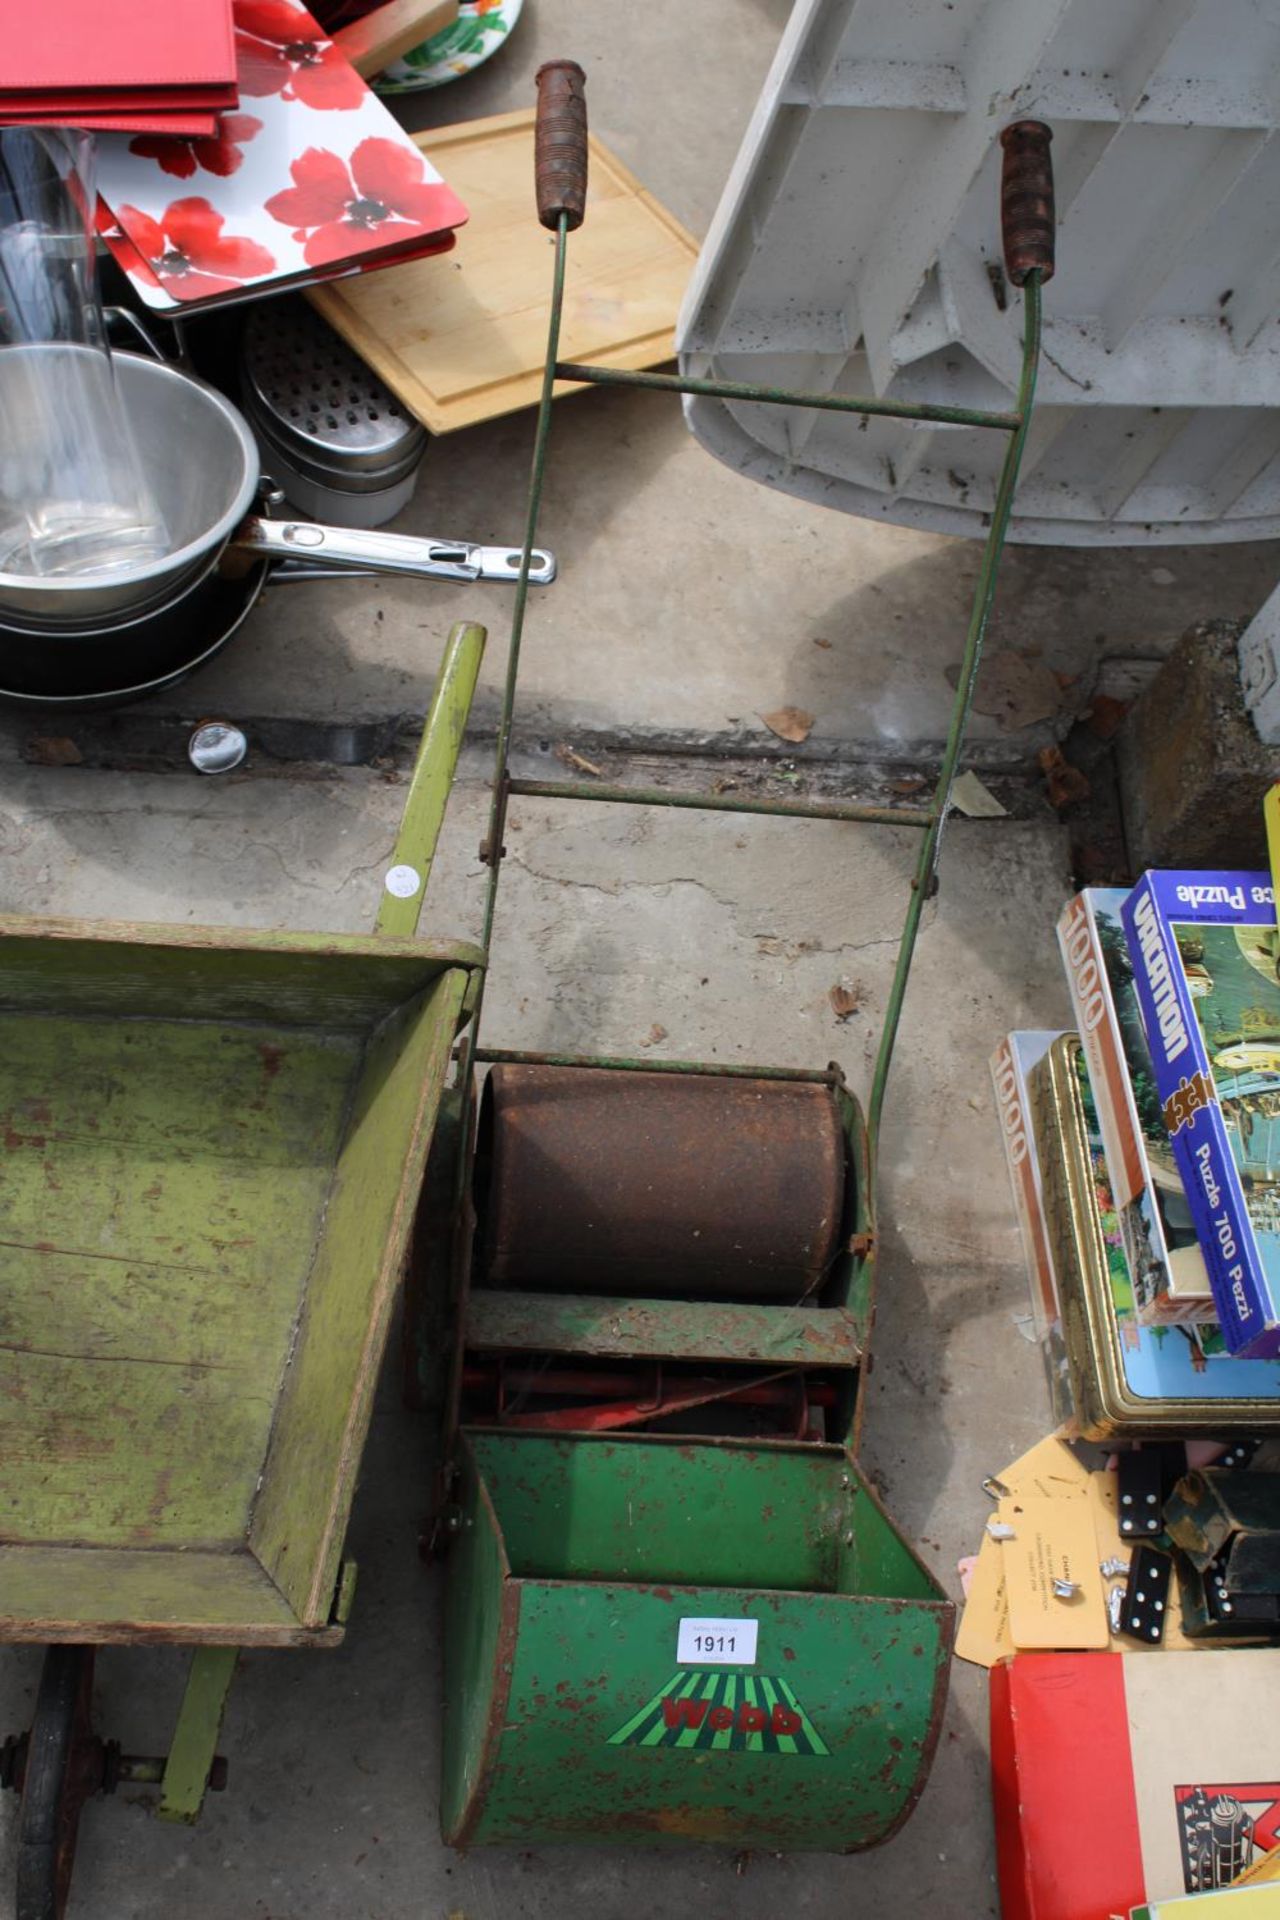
<box><xmin>829</xmin><ymin>982</ymin><xmax>863</xmax><ymax>1021</ymax></box>
<box><xmin>948</xmin><ymin>650</ymin><xmax>1061</xmax><ymax>730</ymax></box>
<box><xmin>759</xmin><ymin>706</ymin><xmax>815</xmax><ymax>744</ymax></box>
<box><xmin>1085</xmin><ymin>693</ymin><xmax>1130</xmax><ymax>741</ymax></box>
<box><xmin>950</xmin><ymin>769</ymin><xmax>1008</xmax><ymax>818</ymax></box>
<box><xmin>712</xmin><ymin>776</ymin><xmax>739</xmax><ymax>794</ymax></box>
<box><xmin>1038</xmin><ymin>744</ymin><xmax>1091</xmax><ymax>809</ymax></box>
<box><xmin>639</xmin><ymin>1023</ymin><xmax>668</xmax><ymax>1048</ymax></box>
<box><xmin>887</xmin><ymin>776</ymin><xmax>927</xmax><ymax>796</ymax></box>
<box><xmin>25</xmin><ymin>736</ymin><xmax>82</xmax><ymax>767</ymax></box>
<box><xmin>554</xmin><ymin>743</ymin><xmax>603</xmax><ymax>777</ymax></box>
<box><xmin>812</xmin><ymin>637</ymin><xmax>833</xmax><ymax>650</ymax></box>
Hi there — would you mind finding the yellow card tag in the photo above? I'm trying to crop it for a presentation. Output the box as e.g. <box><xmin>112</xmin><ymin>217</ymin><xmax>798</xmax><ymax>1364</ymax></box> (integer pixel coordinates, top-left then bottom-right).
<box><xmin>953</xmin><ymin>1530</ymin><xmax>1015</xmax><ymax>1669</ymax></box>
<box><xmin>954</xmin><ymin>1432</ymin><xmax>1092</xmax><ymax>1668</ymax></box>
<box><xmin>996</xmin><ymin>1432</ymin><xmax>1091</xmax><ymax>1501</ymax></box>
<box><xmin>999</xmin><ymin>1493</ymin><xmax>1109</xmax><ymax>1649</ymax></box>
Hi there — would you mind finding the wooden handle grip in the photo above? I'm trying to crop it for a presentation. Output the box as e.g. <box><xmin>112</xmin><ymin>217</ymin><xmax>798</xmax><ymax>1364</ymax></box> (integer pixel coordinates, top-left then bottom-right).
<box><xmin>999</xmin><ymin>120</ymin><xmax>1055</xmax><ymax>286</ymax></box>
<box><xmin>535</xmin><ymin>60</ymin><xmax>588</xmax><ymax>232</ymax></box>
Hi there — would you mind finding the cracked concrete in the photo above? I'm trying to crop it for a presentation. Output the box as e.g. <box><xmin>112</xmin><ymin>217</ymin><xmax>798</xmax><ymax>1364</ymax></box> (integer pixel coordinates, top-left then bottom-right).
<box><xmin>0</xmin><ymin>746</ymin><xmax>1071</xmax><ymax>1920</ymax></box>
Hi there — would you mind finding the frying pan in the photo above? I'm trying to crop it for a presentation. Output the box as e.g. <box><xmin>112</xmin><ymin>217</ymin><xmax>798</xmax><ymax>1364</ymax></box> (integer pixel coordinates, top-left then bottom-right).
<box><xmin>0</xmin><ymin>559</ymin><xmax>270</xmax><ymax>706</ymax></box>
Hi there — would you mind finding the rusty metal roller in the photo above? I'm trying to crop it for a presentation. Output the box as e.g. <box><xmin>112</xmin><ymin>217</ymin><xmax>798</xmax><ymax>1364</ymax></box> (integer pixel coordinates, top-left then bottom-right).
<box><xmin>477</xmin><ymin>1066</ymin><xmax>846</xmax><ymax>1301</ymax></box>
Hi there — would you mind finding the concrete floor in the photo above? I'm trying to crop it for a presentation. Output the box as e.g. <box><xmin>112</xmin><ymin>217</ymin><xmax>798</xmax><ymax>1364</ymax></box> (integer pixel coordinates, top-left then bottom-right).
<box><xmin>0</xmin><ymin>3</ymin><xmax>1275</xmax><ymax>1915</ymax></box>
<box><xmin>0</xmin><ymin>755</ymin><xmax>1070</xmax><ymax>1919</ymax></box>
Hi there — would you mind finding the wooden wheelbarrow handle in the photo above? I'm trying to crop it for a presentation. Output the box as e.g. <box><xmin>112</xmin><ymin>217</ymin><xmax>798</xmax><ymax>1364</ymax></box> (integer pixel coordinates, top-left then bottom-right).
<box><xmin>375</xmin><ymin>620</ymin><xmax>486</xmax><ymax>937</ymax></box>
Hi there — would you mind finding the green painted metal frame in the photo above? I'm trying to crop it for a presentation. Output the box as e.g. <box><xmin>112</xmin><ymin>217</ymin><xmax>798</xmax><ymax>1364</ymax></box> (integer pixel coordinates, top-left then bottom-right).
<box><xmin>553</xmin><ymin>361</ymin><xmax>1023</xmax><ymax>431</ymax></box>
<box><xmin>442</xmin><ymin>217</ymin><xmax>1041</xmax><ymax>1427</ymax></box>
<box><xmin>427</xmin><ymin>171</ymin><xmax>1043</xmax><ymax>1408</ymax></box>
<box><xmin>457</xmin><ymin>217</ymin><xmax>1042</xmax><ymax>1183</ymax></box>
<box><xmin>434</xmin><ymin>173</ymin><xmax>1042</xmax><ymax>1855</ymax></box>
<box><xmin>506</xmin><ymin>779</ymin><xmax>932</xmax><ymax>829</ymax></box>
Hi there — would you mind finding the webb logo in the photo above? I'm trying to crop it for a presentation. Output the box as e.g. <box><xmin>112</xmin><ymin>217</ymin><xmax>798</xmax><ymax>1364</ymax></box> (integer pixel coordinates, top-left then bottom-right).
<box><xmin>607</xmin><ymin>1671</ymin><xmax>829</xmax><ymax>1756</ymax></box>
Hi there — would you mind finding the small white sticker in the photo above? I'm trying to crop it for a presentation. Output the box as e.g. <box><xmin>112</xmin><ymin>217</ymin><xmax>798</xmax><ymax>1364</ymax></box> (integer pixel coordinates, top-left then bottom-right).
<box><xmin>384</xmin><ymin>863</ymin><xmax>422</xmax><ymax>899</ymax></box>
<box><xmin>676</xmin><ymin>1617</ymin><xmax>758</xmax><ymax>1666</ymax></box>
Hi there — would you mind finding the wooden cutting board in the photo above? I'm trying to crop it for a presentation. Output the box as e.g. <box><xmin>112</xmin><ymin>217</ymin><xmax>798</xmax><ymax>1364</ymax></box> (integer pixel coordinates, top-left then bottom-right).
<box><xmin>308</xmin><ymin>109</ymin><xmax>699</xmax><ymax>433</ymax></box>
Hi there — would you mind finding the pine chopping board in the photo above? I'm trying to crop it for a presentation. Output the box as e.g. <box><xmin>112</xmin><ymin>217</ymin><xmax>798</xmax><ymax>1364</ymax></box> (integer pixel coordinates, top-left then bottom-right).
<box><xmin>307</xmin><ymin>108</ymin><xmax>699</xmax><ymax>432</ymax></box>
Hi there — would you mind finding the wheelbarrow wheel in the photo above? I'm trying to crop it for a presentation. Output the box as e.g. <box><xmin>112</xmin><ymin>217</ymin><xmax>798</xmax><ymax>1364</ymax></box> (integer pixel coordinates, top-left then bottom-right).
<box><xmin>15</xmin><ymin>1647</ymin><xmax>96</xmax><ymax>1920</ymax></box>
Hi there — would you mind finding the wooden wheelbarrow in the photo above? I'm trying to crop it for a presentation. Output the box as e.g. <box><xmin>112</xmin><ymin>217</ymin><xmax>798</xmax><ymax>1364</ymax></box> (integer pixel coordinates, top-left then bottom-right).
<box><xmin>0</xmin><ymin>622</ymin><xmax>487</xmax><ymax>1920</ymax></box>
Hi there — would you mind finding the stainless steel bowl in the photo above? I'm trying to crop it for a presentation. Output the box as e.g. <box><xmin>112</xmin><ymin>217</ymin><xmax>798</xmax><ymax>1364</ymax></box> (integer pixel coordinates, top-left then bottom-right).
<box><xmin>0</xmin><ymin>349</ymin><xmax>260</xmax><ymax>628</ymax></box>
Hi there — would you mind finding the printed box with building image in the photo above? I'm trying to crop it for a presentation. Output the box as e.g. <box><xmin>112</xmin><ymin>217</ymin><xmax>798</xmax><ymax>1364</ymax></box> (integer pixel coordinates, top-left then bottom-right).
<box><xmin>1058</xmin><ymin>887</ymin><xmax>1214</xmax><ymax>1326</ymax></box>
<box><xmin>1122</xmin><ymin>872</ymin><xmax>1280</xmax><ymax>1357</ymax></box>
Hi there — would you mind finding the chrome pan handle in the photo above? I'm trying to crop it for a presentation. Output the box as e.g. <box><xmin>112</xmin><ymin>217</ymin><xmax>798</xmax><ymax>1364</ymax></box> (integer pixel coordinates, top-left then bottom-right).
<box><xmin>234</xmin><ymin>517</ymin><xmax>556</xmax><ymax>585</ymax></box>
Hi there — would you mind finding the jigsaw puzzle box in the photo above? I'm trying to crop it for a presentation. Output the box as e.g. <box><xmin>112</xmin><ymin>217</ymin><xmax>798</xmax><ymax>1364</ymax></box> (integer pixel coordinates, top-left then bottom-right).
<box><xmin>1122</xmin><ymin>873</ymin><xmax>1280</xmax><ymax>1357</ymax></box>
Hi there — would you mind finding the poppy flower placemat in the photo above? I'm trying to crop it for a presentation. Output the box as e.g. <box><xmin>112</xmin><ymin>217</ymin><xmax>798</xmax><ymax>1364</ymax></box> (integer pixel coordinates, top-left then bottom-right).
<box><xmin>94</xmin><ymin>0</ymin><xmax>468</xmax><ymax>312</ymax></box>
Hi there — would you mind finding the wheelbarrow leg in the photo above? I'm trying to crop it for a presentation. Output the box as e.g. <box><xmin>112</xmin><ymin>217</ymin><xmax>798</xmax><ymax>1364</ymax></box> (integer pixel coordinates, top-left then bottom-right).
<box><xmin>158</xmin><ymin>1646</ymin><xmax>238</xmax><ymax>1824</ymax></box>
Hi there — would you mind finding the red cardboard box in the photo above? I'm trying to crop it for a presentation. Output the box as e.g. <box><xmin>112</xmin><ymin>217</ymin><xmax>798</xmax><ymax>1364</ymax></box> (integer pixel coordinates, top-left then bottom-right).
<box><xmin>992</xmin><ymin>1651</ymin><xmax>1280</xmax><ymax>1920</ymax></box>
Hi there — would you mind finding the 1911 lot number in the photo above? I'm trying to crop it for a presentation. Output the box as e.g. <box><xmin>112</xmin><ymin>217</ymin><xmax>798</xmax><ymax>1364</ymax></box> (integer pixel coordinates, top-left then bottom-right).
<box><xmin>676</xmin><ymin>1616</ymin><xmax>758</xmax><ymax>1665</ymax></box>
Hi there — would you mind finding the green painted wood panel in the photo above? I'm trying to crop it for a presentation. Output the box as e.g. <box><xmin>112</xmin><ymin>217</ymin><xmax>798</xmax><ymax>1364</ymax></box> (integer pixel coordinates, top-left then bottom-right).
<box><xmin>159</xmin><ymin>1646</ymin><xmax>239</xmax><ymax>1822</ymax></box>
<box><xmin>0</xmin><ymin>1016</ymin><xmax>359</xmax><ymax>1551</ymax></box>
<box><xmin>376</xmin><ymin>622</ymin><xmax>486</xmax><ymax>938</ymax></box>
<box><xmin>0</xmin><ymin>920</ymin><xmax>482</xmax><ymax>1027</ymax></box>
<box><xmin>465</xmin><ymin>1291</ymin><xmax>864</xmax><ymax>1367</ymax></box>
<box><xmin>0</xmin><ymin>1544</ymin><xmax>337</xmax><ymax>1643</ymax></box>
<box><xmin>251</xmin><ymin>967</ymin><xmax>469</xmax><ymax>1623</ymax></box>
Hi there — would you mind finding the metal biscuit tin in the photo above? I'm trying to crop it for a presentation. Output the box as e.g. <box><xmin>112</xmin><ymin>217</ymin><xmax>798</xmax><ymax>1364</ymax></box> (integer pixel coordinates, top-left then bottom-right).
<box><xmin>1028</xmin><ymin>1035</ymin><xmax>1280</xmax><ymax>1440</ymax></box>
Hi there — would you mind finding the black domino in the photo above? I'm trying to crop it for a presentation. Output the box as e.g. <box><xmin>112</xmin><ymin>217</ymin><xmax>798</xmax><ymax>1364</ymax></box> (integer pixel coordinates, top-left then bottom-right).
<box><xmin>1120</xmin><ymin>1544</ymin><xmax>1173</xmax><ymax>1643</ymax></box>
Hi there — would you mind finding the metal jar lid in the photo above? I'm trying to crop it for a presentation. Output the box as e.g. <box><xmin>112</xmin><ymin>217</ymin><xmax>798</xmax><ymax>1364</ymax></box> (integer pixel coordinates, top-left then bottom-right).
<box><xmin>239</xmin><ymin>298</ymin><xmax>427</xmax><ymax>495</ymax></box>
